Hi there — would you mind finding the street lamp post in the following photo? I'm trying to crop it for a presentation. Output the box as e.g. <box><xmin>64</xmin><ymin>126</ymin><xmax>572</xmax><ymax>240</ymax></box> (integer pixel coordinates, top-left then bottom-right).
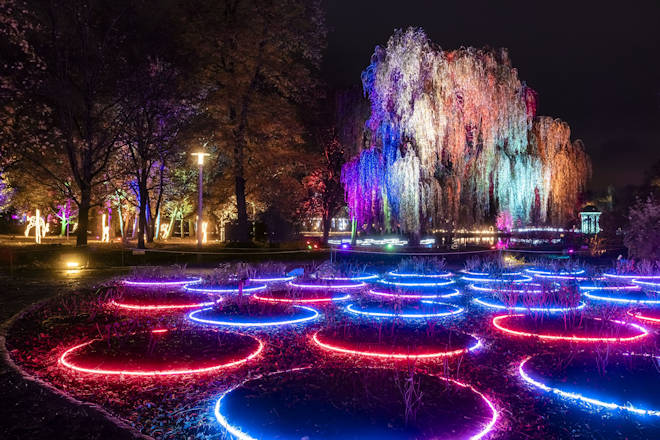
<box><xmin>191</xmin><ymin>152</ymin><xmax>210</xmax><ymax>248</ymax></box>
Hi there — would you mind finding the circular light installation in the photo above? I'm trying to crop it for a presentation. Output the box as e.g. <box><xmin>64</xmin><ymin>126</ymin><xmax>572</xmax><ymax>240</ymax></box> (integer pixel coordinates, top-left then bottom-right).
<box><xmin>184</xmin><ymin>283</ymin><xmax>267</xmax><ymax>294</ymax></box>
<box><xmin>579</xmin><ymin>283</ymin><xmax>641</xmax><ymax>291</ymax></box>
<box><xmin>289</xmin><ymin>280</ymin><xmax>366</xmax><ymax>289</ymax></box>
<box><xmin>318</xmin><ymin>273</ymin><xmax>379</xmax><ymax>281</ymax></box>
<box><xmin>248</xmin><ymin>275</ymin><xmax>296</xmax><ymax>283</ymax></box>
<box><xmin>188</xmin><ymin>305</ymin><xmax>319</xmax><ymax>327</ymax></box>
<box><xmin>369</xmin><ymin>287</ymin><xmax>461</xmax><ymax>300</ymax></box>
<box><xmin>583</xmin><ymin>290</ymin><xmax>660</xmax><ymax>305</ymax></box>
<box><xmin>122</xmin><ymin>277</ymin><xmax>202</xmax><ymax>287</ymax></box>
<box><xmin>110</xmin><ymin>298</ymin><xmax>217</xmax><ymax>311</ymax></box>
<box><xmin>345</xmin><ymin>301</ymin><xmax>464</xmax><ymax>319</ymax></box>
<box><xmin>379</xmin><ymin>278</ymin><xmax>455</xmax><ymax>287</ymax></box>
<box><xmin>312</xmin><ymin>330</ymin><xmax>481</xmax><ymax>360</ymax></box>
<box><xmin>387</xmin><ymin>270</ymin><xmax>453</xmax><ymax>278</ymax></box>
<box><xmin>59</xmin><ymin>332</ymin><xmax>263</xmax><ymax>376</ymax></box>
<box><xmin>461</xmin><ymin>274</ymin><xmax>533</xmax><ymax>283</ymax></box>
<box><xmin>253</xmin><ymin>292</ymin><xmax>350</xmax><ymax>304</ymax></box>
<box><xmin>468</xmin><ymin>283</ymin><xmax>548</xmax><ymax>294</ymax></box>
<box><xmin>492</xmin><ymin>314</ymin><xmax>648</xmax><ymax>343</ymax></box>
<box><xmin>628</xmin><ymin>308</ymin><xmax>660</xmax><ymax>324</ymax></box>
<box><xmin>473</xmin><ymin>297</ymin><xmax>585</xmax><ymax>314</ymax></box>
<box><xmin>526</xmin><ymin>268</ymin><xmax>585</xmax><ymax>276</ymax></box>
<box><xmin>213</xmin><ymin>367</ymin><xmax>498</xmax><ymax>440</ymax></box>
<box><xmin>632</xmin><ymin>279</ymin><xmax>660</xmax><ymax>290</ymax></box>
<box><xmin>604</xmin><ymin>273</ymin><xmax>660</xmax><ymax>280</ymax></box>
<box><xmin>519</xmin><ymin>356</ymin><xmax>660</xmax><ymax>417</ymax></box>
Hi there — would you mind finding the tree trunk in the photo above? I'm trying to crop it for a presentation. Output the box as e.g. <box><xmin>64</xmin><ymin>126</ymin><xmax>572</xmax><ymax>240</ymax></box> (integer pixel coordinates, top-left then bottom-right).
<box><xmin>322</xmin><ymin>213</ymin><xmax>332</xmax><ymax>244</ymax></box>
<box><xmin>76</xmin><ymin>188</ymin><xmax>90</xmax><ymax>246</ymax></box>
<box><xmin>137</xmin><ymin>179</ymin><xmax>149</xmax><ymax>249</ymax></box>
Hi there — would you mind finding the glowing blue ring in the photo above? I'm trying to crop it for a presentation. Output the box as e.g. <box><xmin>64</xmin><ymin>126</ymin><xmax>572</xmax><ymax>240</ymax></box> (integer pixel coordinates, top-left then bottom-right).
<box><xmin>526</xmin><ymin>268</ymin><xmax>585</xmax><ymax>276</ymax></box>
<box><xmin>519</xmin><ymin>356</ymin><xmax>660</xmax><ymax>417</ymax></box>
<box><xmin>318</xmin><ymin>274</ymin><xmax>379</xmax><ymax>281</ymax></box>
<box><xmin>369</xmin><ymin>288</ymin><xmax>461</xmax><ymax>300</ymax></box>
<box><xmin>345</xmin><ymin>302</ymin><xmax>464</xmax><ymax>319</ymax></box>
<box><xmin>123</xmin><ymin>277</ymin><xmax>202</xmax><ymax>287</ymax></box>
<box><xmin>604</xmin><ymin>273</ymin><xmax>660</xmax><ymax>280</ymax></box>
<box><xmin>248</xmin><ymin>276</ymin><xmax>296</xmax><ymax>283</ymax></box>
<box><xmin>473</xmin><ymin>297</ymin><xmax>585</xmax><ymax>313</ymax></box>
<box><xmin>379</xmin><ymin>279</ymin><xmax>455</xmax><ymax>287</ymax></box>
<box><xmin>289</xmin><ymin>281</ymin><xmax>366</xmax><ymax>289</ymax></box>
<box><xmin>583</xmin><ymin>290</ymin><xmax>660</xmax><ymax>304</ymax></box>
<box><xmin>183</xmin><ymin>283</ymin><xmax>267</xmax><ymax>294</ymax></box>
<box><xmin>387</xmin><ymin>270</ymin><xmax>453</xmax><ymax>278</ymax></box>
<box><xmin>188</xmin><ymin>305</ymin><xmax>319</xmax><ymax>327</ymax></box>
<box><xmin>461</xmin><ymin>275</ymin><xmax>533</xmax><ymax>283</ymax></box>
<box><xmin>632</xmin><ymin>279</ymin><xmax>660</xmax><ymax>290</ymax></box>
<box><xmin>579</xmin><ymin>284</ymin><xmax>641</xmax><ymax>291</ymax></box>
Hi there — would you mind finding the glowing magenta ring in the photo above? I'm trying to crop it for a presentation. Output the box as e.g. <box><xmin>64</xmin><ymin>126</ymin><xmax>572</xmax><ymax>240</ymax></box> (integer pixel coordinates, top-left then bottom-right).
<box><xmin>59</xmin><ymin>335</ymin><xmax>264</xmax><ymax>376</ymax></box>
<box><xmin>387</xmin><ymin>270</ymin><xmax>453</xmax><ymax>278</ymax></box>
<box><xmin>632</xmin><ymin>279</ymin><xmax>660</xmax><ymax>290</ymax></box>
<box><xmin>345</xmin><ymin>302</ymin><xmax>464</xmax><ymax>319</ymax></box>
<box><xmin>604</xmin><ymin>273</ymin><xmax>660</xmax><ymax>280</ymax></box>
<box><xmin>188</xmin><ymin>305</ymin><xmax>319</xmax><ymax>327</ymax></box>
<box><xmin>473</xmin><ymin>297</ymin><xmax>585</xmax><ymax>314</ymax></box>
<box><xmin>492</xmin><ymin>314</ymin><xmax>648</xmax><ymax>343</ymax></box>
<box><xmin>289</xmin><ymin>280</ymin><xmax>366</xmax><ymax>289</ymax></box>
<box><xmin>122</xmin><ymin>277</ymin><xmax>202</xmax><ymax>287</ymax></box>
<box><xmin>109</xmin><ymin>298</ymin><xmax>217</xmax><ymax>311</ymax></box>
<box><xmin>253</xmin><ymin>292</ymin><xmax>350</xmax><ymax>303</ymax></box>
<box><xmin>519</xmin><ymin>356</ymin><xmax>660</xmax><ymax>416</ymax></box>
<box><xmin>369</xmin><ymin>288</ymin><xmax>461</xmax><ymax>300</ymax></box>
<box><xmin>461</xmin><ymin>275</ymin><xmax>533</xmax><ymax>283</ymax></box>
<box><xmin>213</xmin><ymin>367</ymin><xmax>498</xmax><ymax>440</ymax></box>
<box><xmin>312</xmin><ymin>331</ymin><xmax>481</xmax><ymax>360</ymax></box>
<box><xmin>248</xmin><ymin>275</ymin><xmax>296</xmax><ymax>283</ymax></box>
<box><xmin>184</xmin><ymin>283</ymin><xmax>267</xmax><ymax>294</ymax></box>
<box><xmin>627</xmin><ymin>309</ymin><xmax>660</xmax><ymax>324</ymax></box>
<box><xmin>318</xmin><ymin>274</ymin><xmax>379</xmax><ymax>281</ymax></box>
<box><xmin>379</xmin><ymin>278</ymin><xmax>455</xmax><ymax>287</ymax></box>
<box><xmin>583</xmin><ymin>290</ymin><xmax>660</xmax><ymax>305</ymax></box>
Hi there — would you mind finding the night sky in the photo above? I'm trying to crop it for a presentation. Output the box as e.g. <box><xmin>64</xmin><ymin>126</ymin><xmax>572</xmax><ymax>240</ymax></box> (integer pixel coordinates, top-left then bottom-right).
<box><xmin>323</xmin><ymin>0</ymin><xmax>660</xmax><ymax>192</ymax></box>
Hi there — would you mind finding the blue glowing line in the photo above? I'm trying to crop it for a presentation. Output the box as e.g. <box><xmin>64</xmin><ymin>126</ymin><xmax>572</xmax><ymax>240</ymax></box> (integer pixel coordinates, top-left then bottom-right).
<box><xmin>379</xmin><ymin>279</ymin><xmax>455</xmax><ymax>287</ymax></box>
<box><xmin>604</xmin><ymin>273</ymin><xmax>660</xmax><ymax>280</ymax></box>
<box><xmin>461</xmin><ymin>275</ymin><xmax>533</xmax><ymax>283</ymax></box>
<box><xmin>519</xmin><ymin>357</ymin><xmax>660</xmax><ymax>417</ymax></box>
<box><xmin>345</xmin><ymin>302</ymin><xmax>464</xmax><ymax>319</ymax></box>
<box><xmin>318</xmin><ymin>274</ymin><xmax>379</xmax><ymax>281</ymax></box>
<box><xmin>473</xmin><ymin>297</ymin><xmax>585</xmax><ymax>313</ymax></box>
<box><xmin>583</xmin><ymin>290</ymin><xmax>660</xmax><ymax>304</ymax></box>
<box><xmin>184</xmin><ymin>283</ymin><xmax>267</xmax><ymax>294</ymax></box>
<box><xmin>387</xmin><ymin>270</ymin><xmax>453</xmax><ymax>278</ymax></box>
<box><xmin>579</xmin><ymin>284</ymin><xmax>641</xmax><ymax>291</ymax></box>
<box><xmin>632</xmin><ymin>279</ymin><xmax>660</xmax><ymax>290</ymax></box>
<box><xmin>526</xmin><ymin>268</ymin><xmax>585</xmax><ymax>276</ymax></box>
<box><xmin>248</xmin><ymin>275</ymin><xmax>296</xmax><ymax>283</ymax></box>
<box><xmin>188</xmin><ymin>305</ymin><xmax>319</xmax><ymax>327</ymax></box>
<box><xmin>369</xmin><ymin>288</ymin><xmax>461</xmax><ymax>299</ymax></box>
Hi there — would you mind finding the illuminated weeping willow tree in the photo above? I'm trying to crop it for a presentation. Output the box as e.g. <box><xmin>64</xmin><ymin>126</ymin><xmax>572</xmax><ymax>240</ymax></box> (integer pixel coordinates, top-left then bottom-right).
<box><xmin>341</xmin><ymin>28</ymin><xmax>591</xmax><ymax>236</ymax></box>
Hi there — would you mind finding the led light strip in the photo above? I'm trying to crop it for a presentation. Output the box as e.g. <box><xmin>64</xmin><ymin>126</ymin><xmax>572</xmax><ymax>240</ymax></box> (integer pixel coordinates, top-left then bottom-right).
<box><xmin>318</xmin><ymin>274</ymin><xmax>379</xmax><ymax>281</ymax></box>
<box><xmin>473</xmin><ymin>297</ymin><xmax>585</xmax><ymax>313</ymax></box>
<box><xmin>248</xmin><ymin>275</ymin><xmax>296</xmax><ymax>283</ymax></box>
<box><xmin>253</xmin><ymin>292</ymin><xmax>350</xmax><ymax>303</ymax></box>
<box><xmin>627</xmin><ymin>309</ymin><xmax>660</xmax><ymax>324</ymax></box>
<box><xmin>579</xmin><ymin>284</ymin><xmax>641</xmax><ymax>291</ymax></box>
<box><xmin>312</xmin><ymin>331</ymin><xmax>482</xmax><ymax>359</ymax></box>
<box><xmin>369</xmin><ymin>288</ymin><xmax>461</xmax><ymax>299</ymax></box>
<box><xmin>345</xmin><ymin>302</ymin><xmax>464</xmax><ymax>319</ymax></box>
<box><xmin>379</xmin><ymin>278</ymin><xmax>455</xmax><ymax>287</ymax></box>
<box><xmin>59</xmin><ymin>336</ymin><xmax>263</xmax><ymax>376</ymax></box>
<box><xmin>184</xmin><ymin>283</ymin><xmax>267</xmax><ymax>294</ymax></box>
<box><xmin>492</xmin><ymin>314</ymin><xmax>648</xmax><ymax>343</ymax></box>
<box><xmin>519</xmin><ymin>356</ymin><xmax>660</xmax><ymax>417</ymax></box>
<box><xmin>469</xmin><ymin>283</ymin><xmax>546</xmax><ymax>294</ymax></box>
<box><xmin>289</xmin><ymin>281</ymin><xmax>366</xmax><ymax>289</ymax></box>
<box><xmin>632</xmin><ymin>279</ymin><xmax>660</xmax><ymax>290</ymax></box>
<box><xmin>583</xmin><ymin>291</ymin><xmax>660</xmax><ymax>305</ymax></box>
<box><xmin>526</xmin><ymin>268</ymin><xmax>585</xmax><ymax>276</ymax></box>
<box><xmin>213</xmin><ymin>367</ymin><xmax>498</xmax><ymax>440</ymax></box>
<box><xmin>122</xmin><ymin>277</ymin><xmax>202</xmax><ymax>287</ymax></box>
<box><xmin>604</xmin><ymin>273</ymin><xmax>660</xmax><ymax>280</ymax></box>
<box><xmin>188</xmin><ymin>305</ymin><xmax>319</xmax><ymax>327</ymax></box>
<box><xmin>461</xmin><ymin>275</ymin><xmax>533</xmax><ymax>283</ymax></box>
<box><xmin>387</xmin><ymin>270</ymin><xmax>453</xmax><ymax>278</ymax></box>
<box><xmin>109</xmin><ymin>299</ymin><xmax>216</xmax><ymax>311</ymax></box>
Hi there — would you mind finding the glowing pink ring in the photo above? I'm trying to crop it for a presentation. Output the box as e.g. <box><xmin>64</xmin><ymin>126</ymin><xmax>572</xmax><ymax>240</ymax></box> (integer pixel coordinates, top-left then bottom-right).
<box><xmin>492</xmin><ymin>314</ymin><xmax>649</xmax><ymax>343</ymax></box>
<box><xmin>632</xmin><ymin>279</ymin><xmax>660</xmax><ymax>290</ymax></box>
<box><xmin>628</xmin><ymin>309</ymin><xmax>660</xmax><ymax>324</ymax></box>
<box><xmin>379</xmin><ymin>278</ymin><xmax>455</xmax><ymax>287</ymax></box>
<box><xmin>213</xmin><ymin>367</ymin><xmax>498</xmax><ymax>440</ymax></box>
<box><xmin>253</xmin><ymin>292</ymin><xmax>350</xmax><ymax>303</ymax></box>
<box><xmin>369</xmin><ymin>288</ymin><xmax>461</xmax><ymax>300</ymax></box>
<box><xmin>318</xmin><ymin>274</ymin><xmax>379</xmax><ymax>281</ymax></box>
<box><xmin>59</xmin><ymin>334</ymin><xmax>263</xmax><ymax>376</ymax></box>
<box><xmin>289</xmin><ymin>280</ymin><xmax>366</xmax><ymax>289</ymax></box>
<box><xmin>109</xmin><ymin>298</ymin><xmax>217</xmax><ymax>311</ymax></box>
<box><xmin>604</xmin><ymin>273</ymin><xmax>660</xmax><ymax>280</ymax></box>
<box><xmin>122</xmin><ymin>277</ymin><xmax>202</xmax><ymax>287</ymax></box>
<box><xmin>461</xmin><ymin>275</ymin><xmax>533</xmax><ymax>283</ymax></box>
<box><xmin>312</xmin><ymin>331</ymin><xmax>481</xmax><ymax>360</ymax></box>
<box><xmin>184</xmin><ymin>283</ymin><xmax>267</xmax><ymax>294</ymax></box>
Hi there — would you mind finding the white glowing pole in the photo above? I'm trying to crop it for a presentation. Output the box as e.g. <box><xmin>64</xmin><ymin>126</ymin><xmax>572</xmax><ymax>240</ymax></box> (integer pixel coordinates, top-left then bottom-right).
<box><xmin>101</xmin><ymin>213</ymin><xmax>110</xmax><ymax>243</ymax></box>
<box><xmin>191</xmin><ymin>152</ymin><xmax>210</xmax><ymax>248</ymax></box>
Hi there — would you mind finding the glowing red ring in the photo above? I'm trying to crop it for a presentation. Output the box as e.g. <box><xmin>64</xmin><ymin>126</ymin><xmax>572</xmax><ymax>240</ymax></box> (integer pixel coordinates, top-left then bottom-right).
<box><xmin>628</xmin><ymin>309</ymin><xmax>660</xmax><ymax>324</ymax></box>
<box><xmin>252</xmin><ymin>292</ymin><xmax>350</xmax><ymax>303</ymax></box>
<box><xmin>109</xmin><ymin>298</ymin><xmax>218</xmax><ymax>311</ymax></box>
<box><xmin>312</xmin><ymin>331</ymin><xmax>481</xmax><ymax>360</ymax></box>
<box><xmin>492</xmin><ymin>314</ymin><xmax>649</xmax><ymax>343</ymax></box>
<box><xmin>59</xmin><ymin>334</ymin><xmax>263</xmax><ymax>376</ymax></box>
